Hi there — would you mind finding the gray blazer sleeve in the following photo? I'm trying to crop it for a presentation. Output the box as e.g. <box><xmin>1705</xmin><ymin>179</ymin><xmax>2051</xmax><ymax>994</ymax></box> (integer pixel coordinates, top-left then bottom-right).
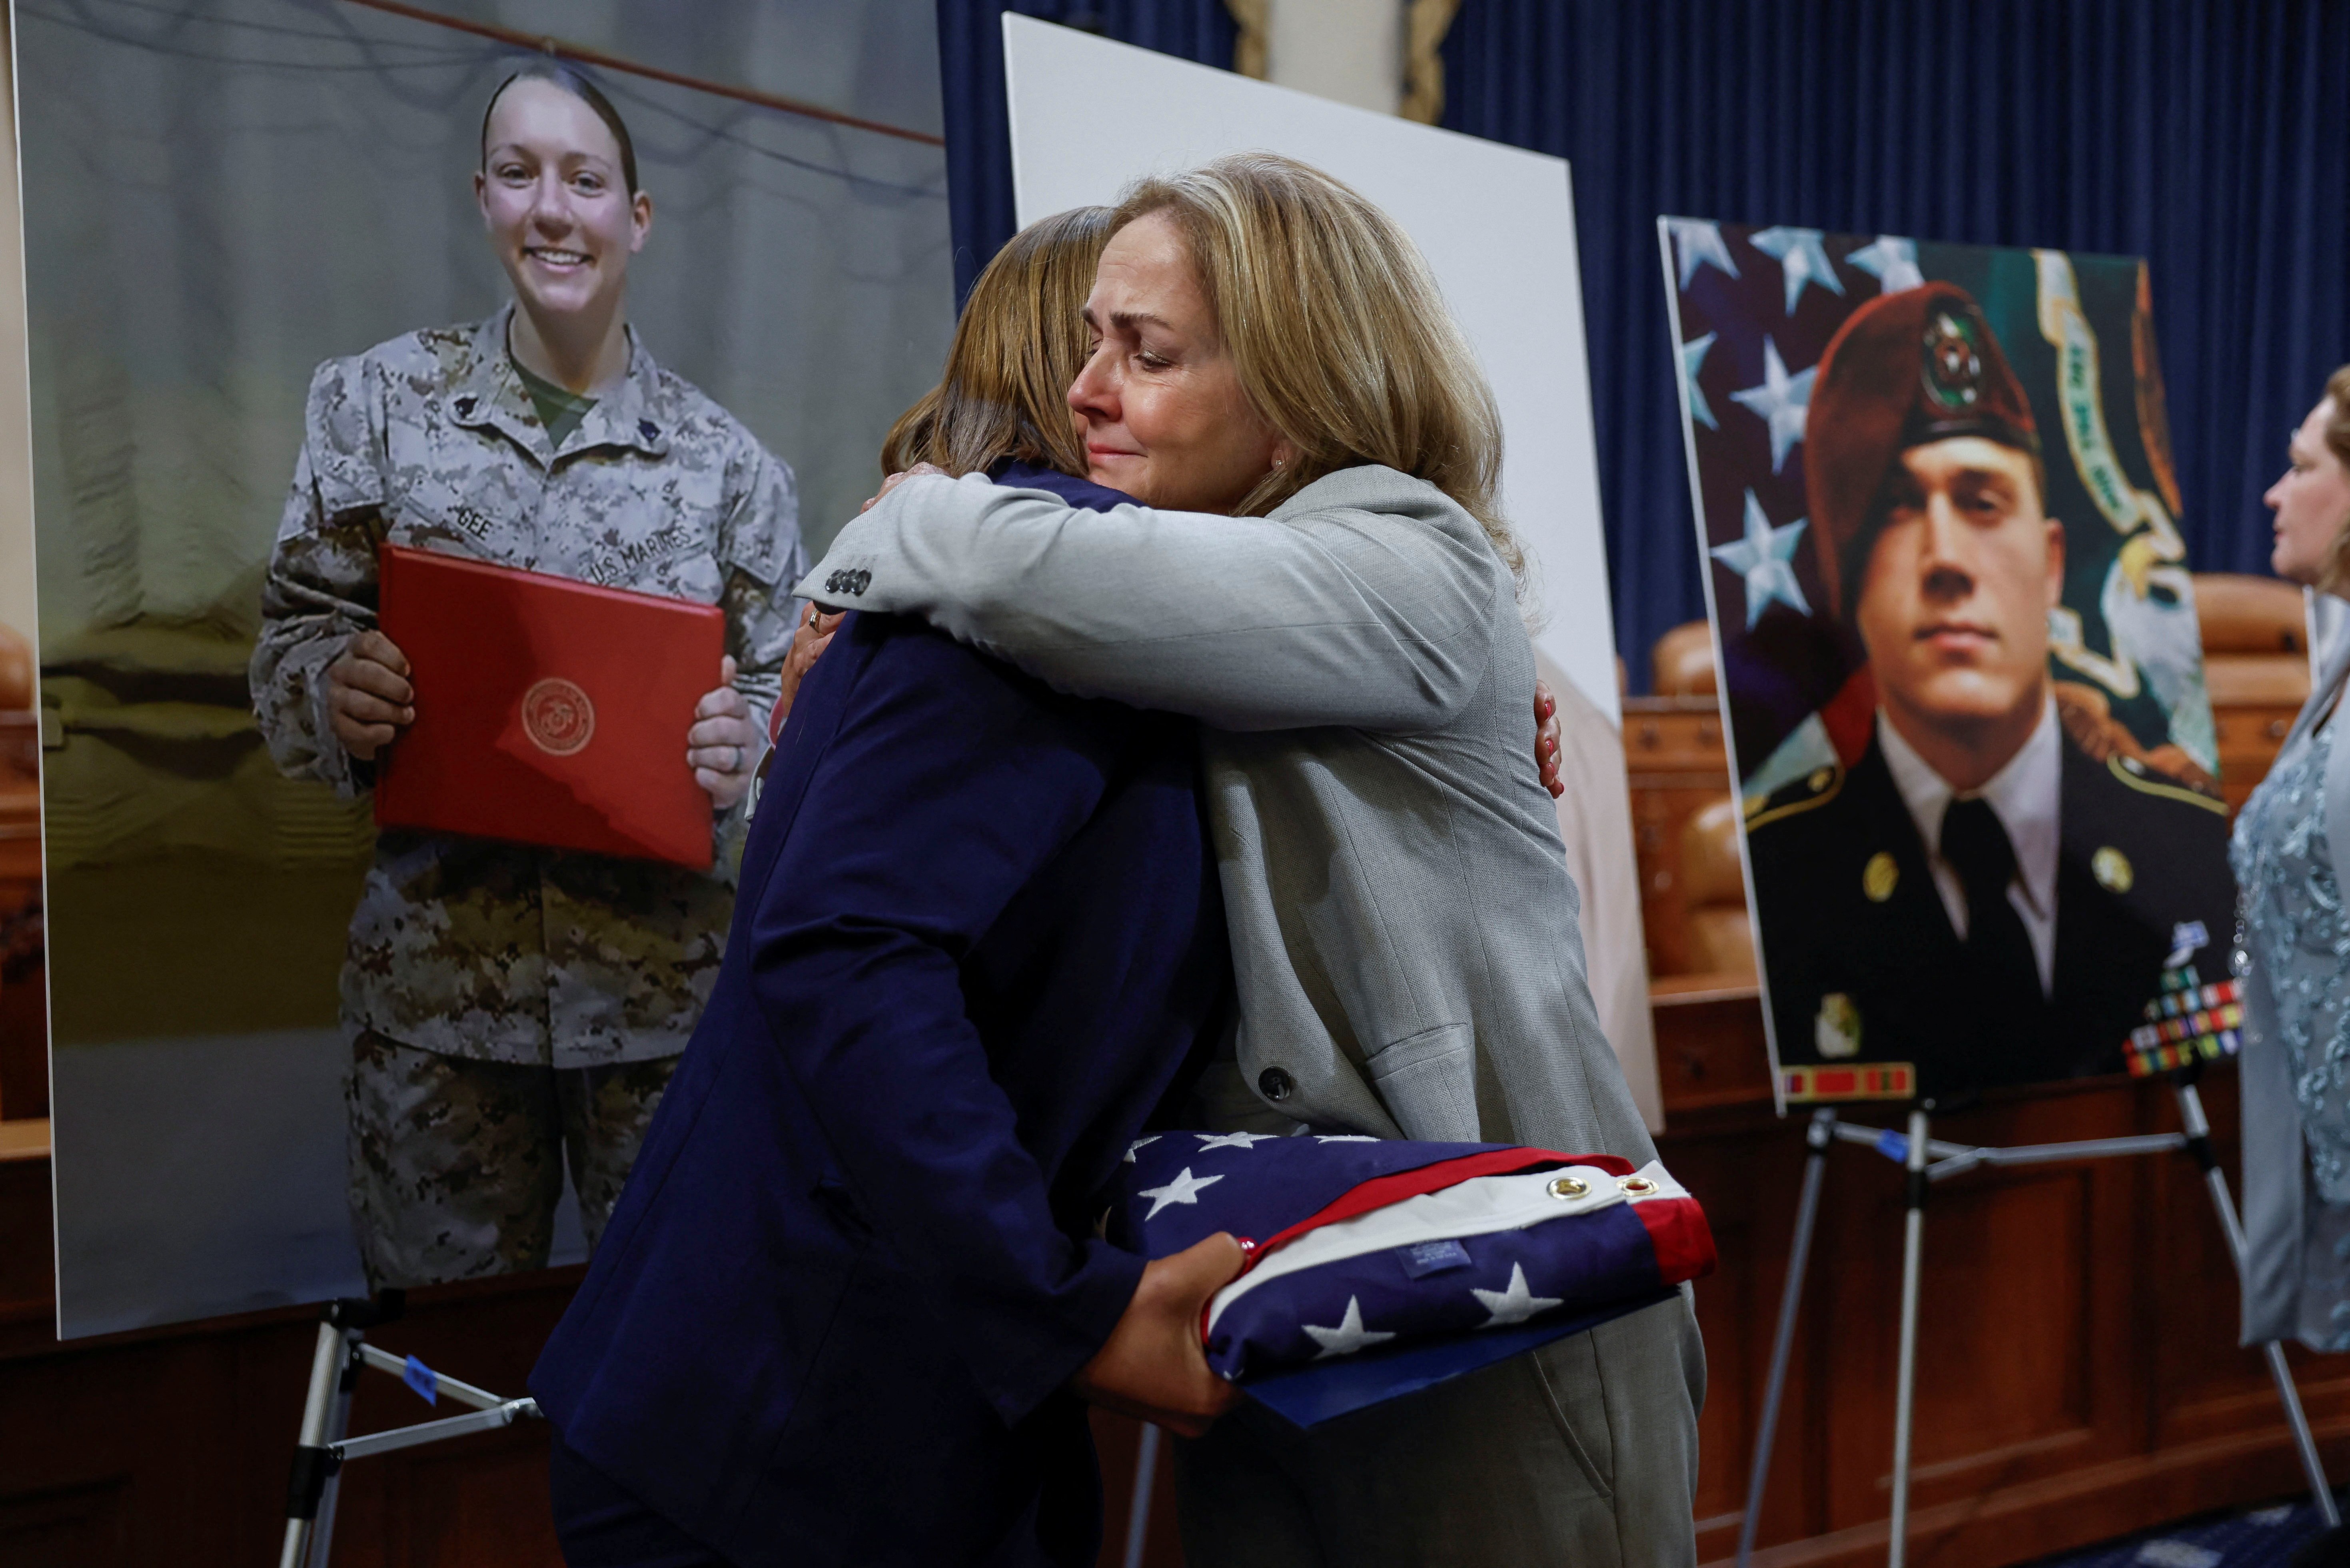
<box><xmin>797</xmin><ymin>467</ymin><xmax>1502</xmax><ymax>733</ymax></box>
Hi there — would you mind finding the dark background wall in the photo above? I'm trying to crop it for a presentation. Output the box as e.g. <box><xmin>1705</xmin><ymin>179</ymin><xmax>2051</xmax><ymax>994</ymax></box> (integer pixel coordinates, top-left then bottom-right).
<box><xmin>935</xmin><ymin>1</ymin><xmax>1235</xmax><ymax>301</ymax></box>
<box><xmin>938</xmin><ymin>0</ymin><xmax>2350</xmax><ymax>691</ymax></box>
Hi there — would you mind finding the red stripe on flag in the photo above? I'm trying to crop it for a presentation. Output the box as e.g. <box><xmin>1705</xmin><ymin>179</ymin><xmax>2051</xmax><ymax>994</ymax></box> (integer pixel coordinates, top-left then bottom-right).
<box><xmin>1244</xmin><ymin>1148</ymin><xmax>1632</xmax><ymax>1271</ymax></box>
<box><xmin>1820</xmin><ymin>665</ymin><xmax>1877</xmax><ymax>766</ymax></box>
<box><xmin>1633</xmin><ymin>1195</ymin><xmax>1718</xmax><ymax>1285</ymax></box>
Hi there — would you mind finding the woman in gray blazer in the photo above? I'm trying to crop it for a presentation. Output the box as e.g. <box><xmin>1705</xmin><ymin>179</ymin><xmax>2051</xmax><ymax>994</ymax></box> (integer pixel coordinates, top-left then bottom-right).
<box><xmin>808</xmin><ymin>152</ymin><xmax>1701</xmax><ymax>1568</ymax></box>
<box><xmin>2237</xmin><ymin>366</ymin><xmax>2350</xmax><ymax>1374</ymax></box>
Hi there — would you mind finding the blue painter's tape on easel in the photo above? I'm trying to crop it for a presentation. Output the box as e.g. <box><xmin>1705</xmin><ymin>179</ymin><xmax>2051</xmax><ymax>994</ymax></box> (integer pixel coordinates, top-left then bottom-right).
<box><xmin>1875</xmin><ymin>1129</ymin><xmax>1908</xmax><ymax>1163</ymax></box>
<box><xmin>403</xmin><ymin>1354</ymin><xmax>438</xmax><ymax>1406</ymax></box>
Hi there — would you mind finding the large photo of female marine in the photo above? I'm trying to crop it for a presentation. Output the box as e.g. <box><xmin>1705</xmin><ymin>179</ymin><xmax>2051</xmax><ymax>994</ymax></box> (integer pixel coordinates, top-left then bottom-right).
<box><xmin>25</xmin><ymin>0</ymin><xmax>952</xmax><ymax>1335</ymax></box>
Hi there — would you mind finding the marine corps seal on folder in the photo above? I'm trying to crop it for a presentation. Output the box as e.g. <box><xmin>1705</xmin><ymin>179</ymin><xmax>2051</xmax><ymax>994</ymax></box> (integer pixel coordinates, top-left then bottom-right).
<box><xmin>375</xmin><ymin>543</ymin><xmax>725</xmax><ymax>869</ymax></box>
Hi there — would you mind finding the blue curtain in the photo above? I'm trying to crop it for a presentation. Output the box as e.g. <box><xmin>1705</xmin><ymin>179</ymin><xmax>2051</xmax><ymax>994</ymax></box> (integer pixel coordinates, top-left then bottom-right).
<box><xmin>935</xmin><ymin>2</ymin><xmax>1236</xmax><ymax>301</ymax></box>
<box><xmin>1443</xmin><ymin>1</ymin><xmax>2350</xmax><ymax>691</ymax></box>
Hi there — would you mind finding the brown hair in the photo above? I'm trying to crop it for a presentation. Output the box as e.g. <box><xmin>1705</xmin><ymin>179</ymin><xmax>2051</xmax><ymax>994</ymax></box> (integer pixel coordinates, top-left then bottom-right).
<box><xmin>881</xmin><ymin>207</ymin><xmax>1115</xmax><ymax>479</ymax></box>
<box><xmin>481</xmin><ymin>63</ymin><xmax>638</xmax><ymax>196</ymax></box>
<box><xmin>1109</xmin><ymin>152</ymin><xmax>1517</xmax><ymax>578</ymax></box>
<box><xmin>2319</xmin><ymin>364</ymin><xmax>2350</xmax><ymax>594</ymax></box>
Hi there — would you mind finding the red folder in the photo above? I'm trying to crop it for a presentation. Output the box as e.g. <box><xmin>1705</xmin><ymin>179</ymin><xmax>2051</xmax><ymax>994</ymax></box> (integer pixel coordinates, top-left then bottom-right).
<box><xmin>375</xmin><ymin>544</ymin><xmax>724</xmax><ymax>869</ymax></box>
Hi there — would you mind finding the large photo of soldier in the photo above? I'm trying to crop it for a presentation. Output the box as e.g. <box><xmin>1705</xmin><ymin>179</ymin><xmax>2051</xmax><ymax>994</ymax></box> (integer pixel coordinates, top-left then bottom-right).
<box><xmin>1661</xmin><ymin>224</ymin><xmax>2235</xmax><ymax>1110</ymax></box>
<box><xmin>27</xmin><ymin>0</ymin><xmax>952</xmax><ymax>1335</ymax></box>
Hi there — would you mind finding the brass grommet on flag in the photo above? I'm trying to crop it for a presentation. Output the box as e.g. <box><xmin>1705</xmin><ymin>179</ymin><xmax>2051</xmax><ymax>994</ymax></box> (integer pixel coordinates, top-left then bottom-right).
<box><xmin>1547</xmin><ymin>1175</ymin><xmax>1589</xmax><ymax>1199</ymax></box>
<box><xmin>1619</xmin><ymin>1175</ymin><xmax>1659</xmax><ymax>1196</ymax></box>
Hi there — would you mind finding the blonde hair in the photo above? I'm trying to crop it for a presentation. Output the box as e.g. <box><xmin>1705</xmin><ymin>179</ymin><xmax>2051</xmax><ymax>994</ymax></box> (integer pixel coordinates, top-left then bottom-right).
<box><xmin>1110</xmin><ymin>152</ymin><xmax>1518</xmax><ymax>578</ymax></box>
<box><xmin>881</xmin><ymin>206</ymin><xmax>1115</xmax><ymax>478</ymax></box>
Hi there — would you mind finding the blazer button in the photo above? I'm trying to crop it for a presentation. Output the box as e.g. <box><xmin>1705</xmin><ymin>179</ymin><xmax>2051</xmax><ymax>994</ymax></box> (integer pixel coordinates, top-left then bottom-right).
<box><xmin>1258</xmin><ymin>1067</ymin><xmax>1294</xmax><ymax>1102</ymax></box>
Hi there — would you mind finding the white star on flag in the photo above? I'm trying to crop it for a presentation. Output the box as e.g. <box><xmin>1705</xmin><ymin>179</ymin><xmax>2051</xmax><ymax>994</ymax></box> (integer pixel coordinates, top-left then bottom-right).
<box><xmin>1471</xmin><ymin>1263</ymin><xmax>1564</xmax><ymax>1329</ymax></box>
<box><xmin>1194</xmin><ymin>1131</ymin><xmax>1279</xmax><ymax>1152</ymax></box>
<box><xmin>1710</xmin><ymin>493</ymin><xmax>1812</xmax><ymax>629</ymax></box>
<box><xmin>1313</xmin><ymin>1135</ymin><xmax>1380</xmax><ymax>1144</ymax></box>
<box><xmin>1681</xmin><ymin>332</ymin><xmax>1719</xmax><ymax>430</ymax></box>
<box><xmin>1302</xmin><ymin>1295</ymin><xmax>1397</xmax><ymax>1360</ymax></box>
<box><xmin>1122</xmin><ymin>1135</ymin><xmax>1161</xmax><ymax>1164</ymax></box>
<box><xmin>1728</xmin><ymin>338</ymin><xmax>1816</xmax><ymax>473</ymax></box>
<box><xmin>1665</xmin><ymin>218</ymin><xmax>1740</xmax><ymax>290</ymax></box>
<box><xmin>1136</xmin><ymin>1166</ymin><xmax>1223</xmax><ymax>1219</ymax></box>
<box><xmin>1749</xmin><ymin>226</ymin><xmax>1846</xmax><ymax>315</ymax></box>
<box><xmin>1845</xmin><ymin>235</ymin><xmax>1924</xmax><ymax>294</ymax></box>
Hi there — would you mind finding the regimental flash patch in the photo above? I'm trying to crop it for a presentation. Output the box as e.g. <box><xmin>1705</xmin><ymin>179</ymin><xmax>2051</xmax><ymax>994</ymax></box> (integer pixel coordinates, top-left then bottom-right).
<box><xmin>1863</xmin><ymin>851</ymin><xmax>1899</xmax><ymax>903</ymax></box>
<box><xmin>1814</xmin><ymin>992</ymin><xmax>1862</xmax><ymax>1059</ymax></box>
<box><xmin>2091</xmin><ymin>846</ymin><xmax>2134</xmax><ymax>893</ymax></box>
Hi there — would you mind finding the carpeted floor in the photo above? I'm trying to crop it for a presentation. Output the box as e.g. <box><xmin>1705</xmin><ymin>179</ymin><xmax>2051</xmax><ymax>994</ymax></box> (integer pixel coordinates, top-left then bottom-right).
<box><xmin>2023</xmin><ymin>1492</ymin><xmax>2346</xmax><ymax>1568</ymax></box>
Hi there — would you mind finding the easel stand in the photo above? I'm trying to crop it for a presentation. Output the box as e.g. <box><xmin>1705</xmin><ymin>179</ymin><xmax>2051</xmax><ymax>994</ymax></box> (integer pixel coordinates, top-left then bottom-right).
<box><xmin>1734</xmin><ymin>1071</ymin><xmax>2338</xmax><ymax>1568</ymax></box>
<box><xmin>278</xmin><ymin>1292</ymin><xmax>543</xmax><ymax>1568</ymax></box>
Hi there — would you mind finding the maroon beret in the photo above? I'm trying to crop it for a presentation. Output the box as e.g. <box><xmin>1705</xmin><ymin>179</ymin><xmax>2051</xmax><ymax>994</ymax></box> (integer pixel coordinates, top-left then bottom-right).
<box><xmin>1804</xmin><ymin>281</ymin><xmax>2039</xmax><ymax>620</ymax></box>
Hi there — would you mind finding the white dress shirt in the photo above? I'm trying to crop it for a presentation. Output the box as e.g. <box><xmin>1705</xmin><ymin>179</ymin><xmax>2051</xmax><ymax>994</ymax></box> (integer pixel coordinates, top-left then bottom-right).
<box><xmin>1876</xmin><ymin>701</ymin><xmax>2062</xmax><ymax>996</ymax></box>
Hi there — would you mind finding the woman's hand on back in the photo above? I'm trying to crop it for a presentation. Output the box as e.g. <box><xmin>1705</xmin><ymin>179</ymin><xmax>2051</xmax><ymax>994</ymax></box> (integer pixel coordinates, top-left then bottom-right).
<box><xmin>1534</xmin><ymin>680</ymin><xmax>1564</xmax><ymax>799</ymax></box>
<box><xmin>861</xmin><ymin>461</ymin><xmax>949</xmax><ymax>513</ymax></box>
<box><xmin>772</xmin><ymin>602</ymin><xmax>843</xmax><ymax>733</ymax></box>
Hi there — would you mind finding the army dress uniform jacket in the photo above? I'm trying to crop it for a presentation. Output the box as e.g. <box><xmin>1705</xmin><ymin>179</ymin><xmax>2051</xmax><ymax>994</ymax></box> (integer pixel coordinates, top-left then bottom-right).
<box><xmin>1744</xmin><ymin>719</ymin><xmax>2236</xmax><ymax>1103</ymax></box>
<box><xmin>250</xmin><ymin>309</ymin><xmax>805</xmax><ymax>1069</ymax></box>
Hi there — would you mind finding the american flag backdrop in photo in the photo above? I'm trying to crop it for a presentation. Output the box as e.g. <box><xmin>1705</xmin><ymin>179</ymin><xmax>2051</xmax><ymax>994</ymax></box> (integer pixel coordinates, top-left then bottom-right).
<box><xmin>1658</xmin><ymin>219</ymin><xmax>2212</xmax><ymax>801</ymax></box>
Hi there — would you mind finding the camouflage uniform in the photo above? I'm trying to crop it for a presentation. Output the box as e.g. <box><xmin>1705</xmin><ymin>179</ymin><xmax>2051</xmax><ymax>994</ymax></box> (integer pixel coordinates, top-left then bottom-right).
<box><xmin>345</xmin><ymin>1031</ymin><xmax>677</xmax><ymax>1284</ymax></box>
<box><xmin>251</xmin><ymin>308</ymin><xmax>805</xmax><ymax>1286</ymax></box>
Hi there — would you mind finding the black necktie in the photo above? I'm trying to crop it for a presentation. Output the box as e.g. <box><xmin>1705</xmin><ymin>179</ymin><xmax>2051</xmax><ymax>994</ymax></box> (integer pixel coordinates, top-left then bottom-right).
<box><xmin>1939</xmin><ymin>796</ymin><xmax>2043</xmax><ymax>1010</ymax></box>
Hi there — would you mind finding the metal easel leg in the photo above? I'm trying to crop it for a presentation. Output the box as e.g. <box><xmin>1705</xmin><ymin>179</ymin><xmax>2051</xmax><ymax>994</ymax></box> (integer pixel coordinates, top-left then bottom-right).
<box><xmin>1737</xmin><ymin>1109</ymin><xmax>1837</xmax><ymax>1568</ymax></box>
<box><xmin>279</xmin><ymin>1319</ymin><xmax>347</xmax><ymax>1568</ymax></box>
<box><xmin>2174</xmin><ymin>1079</ymin><xmax>2338</xmax><ymax>1526</ymax></box>
<box><xmin>304</xmin><ymin>1328</ymin><xmax>364</xmax><ymax>1568</ymax></box>
<box><xmin>1121</xmin><ymin>1422</ymin><xmax>1162</xmax><ymax>1568</ymax></box>
<box><xmin>1887</xmin><ymin>1109</ymin><xmax>1929</xmax><ymax>1568</ymax></box>
<box><xmin>278</xmin><ymin>1292</ymin><xmax>406</xmax><ymax>1568</ymax></box>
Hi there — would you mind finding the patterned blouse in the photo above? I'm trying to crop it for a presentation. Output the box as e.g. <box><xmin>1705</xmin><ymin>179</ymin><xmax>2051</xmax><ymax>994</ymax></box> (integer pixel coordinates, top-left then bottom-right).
<box><xmin>2231</xmin><ymin>713</ymin><xmax>2350</xmax><ymax>1347</ymax></box>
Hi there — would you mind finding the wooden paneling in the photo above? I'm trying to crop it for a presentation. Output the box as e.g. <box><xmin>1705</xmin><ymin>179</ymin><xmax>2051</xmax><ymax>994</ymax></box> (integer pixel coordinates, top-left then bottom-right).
<box><xmin>0</xmin><ymin>1232</ymin><xmax>576</xmax><ymax>1568</ymax></box>
<box><xmin>0</xmin><ymin>1476</ymin><xmax>132</xmax><ymax>1568</ymax></box>
<box><xmin>1626</xmin><ymin>694</ymin><xmax>1737</xmax><ymax>978</ymax></box>
<box><xmin>2213</xmin><ymin>700</ymin><xmax>2304</xmax><ymax>818</ymax></box>
<box><xmin>1662</xmin><ymin>1065</ymin><xmax>2350</xmax><ymax>1568</ymax></box>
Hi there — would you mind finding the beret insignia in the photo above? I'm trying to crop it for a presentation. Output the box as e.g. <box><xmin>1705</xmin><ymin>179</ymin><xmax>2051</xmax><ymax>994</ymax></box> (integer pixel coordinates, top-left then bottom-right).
<box><xmin>1921</xmin><ymin>309</ymin><xmax>1984</xmax><ymax>413</ymax></box>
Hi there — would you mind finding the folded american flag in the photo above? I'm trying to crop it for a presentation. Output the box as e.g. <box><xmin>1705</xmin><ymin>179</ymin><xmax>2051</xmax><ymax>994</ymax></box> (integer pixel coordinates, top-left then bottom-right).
<box><xmin>1116</xmin><ymin>1132</ymin><xmax>1714</xmax><ymax>1426</ymax></box>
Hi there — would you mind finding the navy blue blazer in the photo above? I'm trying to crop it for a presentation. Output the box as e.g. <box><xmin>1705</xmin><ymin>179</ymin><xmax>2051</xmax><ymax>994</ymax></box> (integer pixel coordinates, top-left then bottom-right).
<box><xmin>531</xmin><ymin>569</ymin><xmax>1229</xmax><ymax>1564</ymax></box>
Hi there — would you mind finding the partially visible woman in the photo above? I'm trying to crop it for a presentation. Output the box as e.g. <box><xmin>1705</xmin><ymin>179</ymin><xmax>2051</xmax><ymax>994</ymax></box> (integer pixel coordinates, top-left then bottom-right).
<box><xmin>2236</xmin><ymin>367</ymin><xmax>2350</xmax><ymax>1362</ymax></box>
<box><xmin>881</xmin><ymin>207</ymin><xmax>1113</xmax><ymax>481</ymax></box>
<box><xmin>807</xmin><ymin>153</ymin><xmax>1701</xmax><ymax>1568</ymax></box>
<box><xmin>250</xmin><ymin>65</ymin><xmax>801</xmax><ymax>1290</ymax></box>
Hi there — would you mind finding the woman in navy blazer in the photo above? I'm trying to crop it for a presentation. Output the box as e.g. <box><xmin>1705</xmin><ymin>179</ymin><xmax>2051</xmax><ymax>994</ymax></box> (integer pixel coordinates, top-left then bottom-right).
<box><xmin>531</xmin><ymin>211</ymin><xmax>1242</xmax><ymax>1566</ymax></box>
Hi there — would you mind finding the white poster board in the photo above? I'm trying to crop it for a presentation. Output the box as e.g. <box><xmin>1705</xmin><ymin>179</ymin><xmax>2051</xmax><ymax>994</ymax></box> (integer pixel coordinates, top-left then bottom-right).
<box><xmin>1005</xmin><ymin>15</ymin><xmax>1617</xmax><ymax>723</ymax></box>
<box><xmin>1002</xmin><ymin>17</ymin><xmax>1662</xmax><ymax>1127</ymax></box>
